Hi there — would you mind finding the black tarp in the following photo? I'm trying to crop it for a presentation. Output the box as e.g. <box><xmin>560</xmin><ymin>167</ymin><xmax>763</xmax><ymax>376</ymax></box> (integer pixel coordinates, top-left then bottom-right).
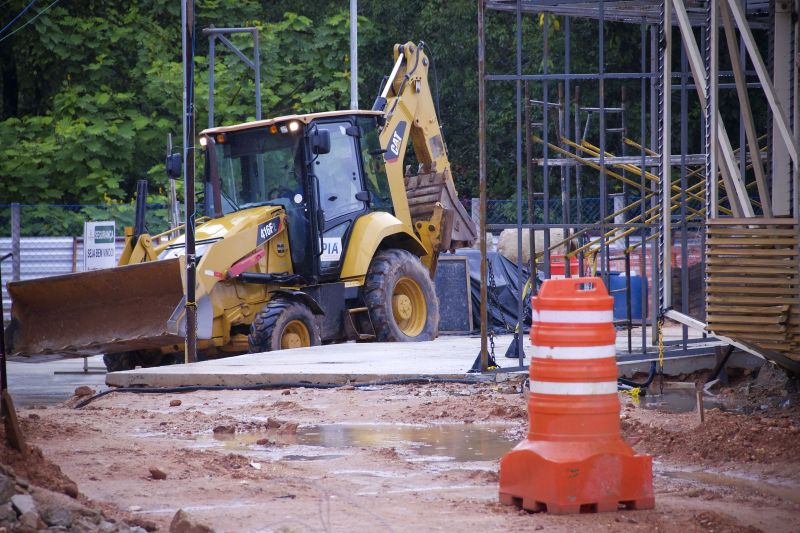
<box><xmin>443</xmin><ymin>249</ymin><xmax>535</xmax><ymax>332</ymax></box>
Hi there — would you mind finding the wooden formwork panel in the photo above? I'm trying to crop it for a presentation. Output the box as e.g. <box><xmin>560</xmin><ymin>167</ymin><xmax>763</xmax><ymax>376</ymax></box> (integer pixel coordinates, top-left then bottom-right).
<box><xmin>705</xmin><ymin>219</ymin><xmax>800</xmax><ymax>361</ymax></box>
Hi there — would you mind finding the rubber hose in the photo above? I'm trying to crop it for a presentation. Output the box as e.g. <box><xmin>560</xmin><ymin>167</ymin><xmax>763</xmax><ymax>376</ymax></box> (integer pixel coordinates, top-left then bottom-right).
<box><xmin>617</xmin><ymin>361</ymin><xmax>657</xmax><ymax>388</ymax></box>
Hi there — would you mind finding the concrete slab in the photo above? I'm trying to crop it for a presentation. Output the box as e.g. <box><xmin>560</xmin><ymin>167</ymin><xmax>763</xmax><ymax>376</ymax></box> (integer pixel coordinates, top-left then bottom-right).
<box><xmin>106</xmin><ymin>328</ymin><xmax>737</xmax><ymax>389</ymax></box>
<box><xmin>106</xmin><ymin>336</ymin><xmax>507</xmax><ymax>388</ymax></box>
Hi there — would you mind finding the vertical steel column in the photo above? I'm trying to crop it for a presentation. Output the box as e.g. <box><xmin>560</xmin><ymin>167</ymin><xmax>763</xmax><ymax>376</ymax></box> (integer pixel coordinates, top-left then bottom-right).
<box><xmin>563</xmin><ymin>17</ymin><xmax>572</xmax><ymax>276</ymax></box>
<box><xmin>525</xmin><ymin>82</ymin><xmax>537</xmax><ymax>292</ymax></box>
<box><xmin>253</xmin><ymin>29</ymin><xmax>261</xmax><ymax>121</ymax></box>
<box><xmin>514</xmin><ymin>0</ymin><xmax>524</xmax><ymax>360</ymax></box>
<box><xmin>707</xmin><ymin>0</ymin><xmax>719</xmax><ymax>219</ymax></box>
<box><xmin>679</xmin><ymin>42</ymin><xmax>689</xmax><ymax>346</ymax></box>
<box><xmin>598</xmin><ymin>1</ymin><xmax>607</xmax><ymax>285</ymax></box>
<box><xmin>542</xmin><ymin>13</ymin><xmax>551</xmax><ymax>278</ymax></box>
<box><xmin>477</xmin><ymin>0</ymin><xmax>488</xmax><ymax>371</ymax></box>
<box><xmin>660</xmin><ymin>0</ymin><xmax>673</xmax><ymax>311</ymax></box>
<box><xmin>182</xmin><ymin>0</ymin><xmax>197</xmax><ymax>364</ymax></box>
<box><xmin>208</xmin><ymin>35</ymin><xmax>215</xmax><ymax>128</ymax></box>
<box><xmin>640</xmin><ymin>23</ymin><xmax>648</xmax><ymax>354</ymax></box>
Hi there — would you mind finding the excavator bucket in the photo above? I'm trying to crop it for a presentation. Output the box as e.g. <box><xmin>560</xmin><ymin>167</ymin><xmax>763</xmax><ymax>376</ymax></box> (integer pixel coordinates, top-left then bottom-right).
<box><xmin>405</xmin><ymin>170</ymin><xmax>477</xmax><ymax>250</ymax></box>
<box><xmin>6</xmin><ymin>258</ymin><xmax>185</xmax><ymax>358</ymax></box>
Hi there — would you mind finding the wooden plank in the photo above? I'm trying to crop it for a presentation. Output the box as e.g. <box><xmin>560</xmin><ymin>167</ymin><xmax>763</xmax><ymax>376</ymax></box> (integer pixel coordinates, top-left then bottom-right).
<box><xmin>709</xmin><ymin>331</ymin><xmax>789</xmax><ymax>341</ymax></box>
<box><xmin>706</xmin><ymin>305</ymin><xmax>790</xmax><ymax>314</ymax></box>
<box><xmin>706</xmin><ymin>265</ymin><xmax>800</xmax><ymax>275</ymax></box>
<box><xmin>706</xmin><ymin>276</ymin><xmax>800</xmax><ymax>285</ymax></box>
<box><xmin>706</xmin><ymin>248</ymin><xmax>799</xmax><ymax>256</ymax></box>
<box><xmin>706</xmin><ymin>237</ymin><xmax>800</xmax><ymax>246</ymax></box>
<box><xmin>707</xmin><ymin>314</ymin><xmax>787</xmax><ymax>324</ymax></box>
<box><xmin>708</xmin><ymin>286</ymin><xmax>800</xmax><ymax>295</ymax></box>
<box><xmin>706</xmin><ymin>218</ymin><xmax>798</xmax><ymax>225</ymax></box>
<box><xmin>706</xmin><ymin>228</ymin><xmax>799</xmax><ymax>236</ymax></box>
<box><xmin>706</xmin><ymin>323</ymin><xmax>786</xmax><ymax>333</ymax></box>
<box><xmin>706</xmin><ymin>257</ymin><xmax>800</xmax><ymax>266</ymax></box>
<box><xmin>708</xmin><ymin>295</ymin><xmax>800</xmax><ymax>305</ymax></box>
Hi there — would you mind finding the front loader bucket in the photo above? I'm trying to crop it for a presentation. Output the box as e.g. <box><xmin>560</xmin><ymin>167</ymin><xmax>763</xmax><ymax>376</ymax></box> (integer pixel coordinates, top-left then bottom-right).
<box><xmin>7</xmin><ymin>258</ymin><xmax>185</xmax><ymax>358</ymax></box>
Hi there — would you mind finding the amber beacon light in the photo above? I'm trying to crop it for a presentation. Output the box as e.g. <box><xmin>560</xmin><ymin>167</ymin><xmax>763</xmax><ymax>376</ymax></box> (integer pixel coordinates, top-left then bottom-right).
<box><xmin>499</xmin><ymin>277</ymin><xmax>654</xmax><ymax>514</ymax></box>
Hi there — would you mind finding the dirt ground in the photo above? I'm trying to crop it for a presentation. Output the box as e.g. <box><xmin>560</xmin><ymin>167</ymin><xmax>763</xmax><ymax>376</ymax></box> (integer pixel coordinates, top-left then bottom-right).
<box><xmin>9</xmin><ymin>368</ymin><xmax>800</xmax><ymax>532</ymax></box>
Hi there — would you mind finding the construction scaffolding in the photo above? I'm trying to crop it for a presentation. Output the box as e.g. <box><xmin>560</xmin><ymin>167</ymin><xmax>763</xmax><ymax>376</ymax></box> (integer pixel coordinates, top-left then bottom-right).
<box><xmin>477</xmin><ymin>0</ymin><xmax>800</xmax><ymax>372</ymax></box>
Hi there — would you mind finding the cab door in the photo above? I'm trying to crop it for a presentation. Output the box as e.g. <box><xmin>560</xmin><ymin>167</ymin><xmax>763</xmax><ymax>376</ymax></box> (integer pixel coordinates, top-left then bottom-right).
<box><xmin>312</xmin><ymin>120</ymin><xmax>367</xmax><ymax>280</ymax></box>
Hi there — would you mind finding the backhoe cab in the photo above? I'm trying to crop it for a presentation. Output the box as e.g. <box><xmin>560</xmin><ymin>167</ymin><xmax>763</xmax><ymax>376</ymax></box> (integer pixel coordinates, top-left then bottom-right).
<box><xmin>6</xmin><ymin>42</ymin><xmax>476</xmax><ymax>371</ymax></box>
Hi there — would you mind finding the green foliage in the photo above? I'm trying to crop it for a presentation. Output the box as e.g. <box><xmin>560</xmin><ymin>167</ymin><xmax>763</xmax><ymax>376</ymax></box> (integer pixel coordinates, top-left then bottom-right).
<box><xmin>0</xmin><ymin>1</ymin><xmax>689</xmax><ymax>236</ymax></box>
<box><xmin>0</xmin><ymin>2</ymin><xmax>368</xmax><ymax>235</ymax></box>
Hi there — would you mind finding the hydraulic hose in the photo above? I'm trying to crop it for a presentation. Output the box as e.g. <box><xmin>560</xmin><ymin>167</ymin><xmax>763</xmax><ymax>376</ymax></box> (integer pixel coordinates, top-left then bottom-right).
<box><xmin>617</xmin><ymin>361</ymin><xmax>657</xmax><ymax>388</ymax></box>
<box><xmin>74</xmin><ymin>376</ymin><xmax>485</xmax><ymax>409</ymax></box>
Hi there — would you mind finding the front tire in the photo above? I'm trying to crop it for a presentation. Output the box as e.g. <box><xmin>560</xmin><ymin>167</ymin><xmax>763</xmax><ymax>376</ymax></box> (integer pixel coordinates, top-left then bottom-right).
<box><xmin>248</xmin><ymin>299</ymin><xmax>321</xmax><ymax>352</ymax></box>
<box><xmin>363</xmin><ymin>249</ymin><xmax>439</xmax><ymax>342</ymax></box>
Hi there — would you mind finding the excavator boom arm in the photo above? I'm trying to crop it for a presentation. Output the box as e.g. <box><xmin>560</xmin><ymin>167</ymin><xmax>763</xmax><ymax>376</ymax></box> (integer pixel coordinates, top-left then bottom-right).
<box><xmin>375</xmin><ymin>42</ymin><xmax>476</xmax><ymax>269</ymax></box>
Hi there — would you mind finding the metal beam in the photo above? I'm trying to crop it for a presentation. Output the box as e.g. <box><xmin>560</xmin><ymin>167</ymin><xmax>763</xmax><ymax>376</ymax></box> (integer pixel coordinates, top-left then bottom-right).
<box><xmin>726</xmin><ymin>0</ymin><xmax>799</xmax><ymax>166</ymax></box>
<box><xmin>720</xmin><ymin>0</ymin><xmax>772</xmax><ymax>216</ymax></box>
<box><xmin>661</xmin><ymin>0</ymin><xmax>673</xmax><ymax>309</ymax></box>
<box><xmin>673</xmin><ymin>0</ymin><xmax>752</xmax><ymax>217</ymax></box>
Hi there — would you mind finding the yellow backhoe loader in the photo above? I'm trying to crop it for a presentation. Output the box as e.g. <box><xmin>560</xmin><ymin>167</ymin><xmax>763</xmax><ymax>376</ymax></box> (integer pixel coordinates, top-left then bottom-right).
<box><xmin>6</xmin><ymin>42</ymin><xmax>476</xmax><ymax>371</ymax></box>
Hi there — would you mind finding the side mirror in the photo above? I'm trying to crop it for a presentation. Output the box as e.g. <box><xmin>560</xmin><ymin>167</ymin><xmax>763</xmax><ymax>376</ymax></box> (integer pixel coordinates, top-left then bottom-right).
<box><xmin>165</xmin><ymin>153</ymin><xmax>182</xmax><ymax>178</ymax></box>
<box><xmin>311</xmin><ymin>130</ymin><xmax>331</xmax><ymax>155</ymax></box>
<box><xmin>355</xmin><ymin>191</ymin><xmax>372</xmax><ymax>203</ymax></box>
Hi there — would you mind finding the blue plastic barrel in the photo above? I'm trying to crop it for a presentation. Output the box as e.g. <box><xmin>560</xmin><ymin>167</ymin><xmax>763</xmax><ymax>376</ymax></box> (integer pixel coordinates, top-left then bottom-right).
<box><xmin>608</xmin><ymin>272</ymin><xmax>647</xmax><ymax>320</ymax></box>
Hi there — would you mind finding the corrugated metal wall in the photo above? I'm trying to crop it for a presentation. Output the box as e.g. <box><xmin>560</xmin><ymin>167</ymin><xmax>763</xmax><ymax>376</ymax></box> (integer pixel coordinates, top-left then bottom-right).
<box><xmin>1</xmin><ymin>237</ymin><xmax>125</xmax><ymax>322</ymax></box>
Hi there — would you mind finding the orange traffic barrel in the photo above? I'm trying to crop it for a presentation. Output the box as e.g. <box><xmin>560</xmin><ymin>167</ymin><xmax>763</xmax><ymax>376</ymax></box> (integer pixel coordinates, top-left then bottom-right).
<box><xmin>499</xmin><ymin>277</ymin><xmax>654</xmax><ymax>514</ymax></box>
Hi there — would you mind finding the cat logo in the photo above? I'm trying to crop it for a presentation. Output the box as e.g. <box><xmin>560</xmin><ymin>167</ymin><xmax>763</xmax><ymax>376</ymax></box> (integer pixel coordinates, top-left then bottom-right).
<box><xmin>384</xmin><ymin>121</ymin><xmax>407</xmax><ymax>163</ymax></box>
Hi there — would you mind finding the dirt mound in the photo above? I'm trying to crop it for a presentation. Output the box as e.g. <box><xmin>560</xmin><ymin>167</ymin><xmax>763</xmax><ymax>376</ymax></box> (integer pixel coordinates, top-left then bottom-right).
<box><xmin>623</xmin><ymin>409</ymin><xmax>800</xmax><ymax>465</ymax></box>
<box><xmin>0</xmin><ymin>427</ymin><xmax>78</xmax><ymax>499</ymax></box>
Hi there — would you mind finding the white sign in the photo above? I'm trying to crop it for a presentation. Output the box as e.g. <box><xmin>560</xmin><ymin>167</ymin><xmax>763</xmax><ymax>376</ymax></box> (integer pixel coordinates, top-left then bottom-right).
<box><xmin>83</xmin><ymin>221</ymin><xmax>116</xmax><ymax>270</ymax></box>
<box><xmin>321</xmin><ymin>237</ymin><xmax>342</xmax><ymax>262</ymax></box>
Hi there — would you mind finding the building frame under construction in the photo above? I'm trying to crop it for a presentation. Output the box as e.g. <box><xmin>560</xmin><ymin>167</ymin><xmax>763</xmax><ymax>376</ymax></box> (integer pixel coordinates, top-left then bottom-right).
<box><xmin>477</xmin><ymin>0</ymin><xmax>800</xmax><ymax>372</ymax></box>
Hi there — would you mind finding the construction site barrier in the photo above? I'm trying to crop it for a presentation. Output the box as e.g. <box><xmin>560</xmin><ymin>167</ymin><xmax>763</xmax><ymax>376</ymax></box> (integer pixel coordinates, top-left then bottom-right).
<box><xmin>499</xmin><ymin>276</ymin><xmax>654</xmax><ymax>514</ymax></box>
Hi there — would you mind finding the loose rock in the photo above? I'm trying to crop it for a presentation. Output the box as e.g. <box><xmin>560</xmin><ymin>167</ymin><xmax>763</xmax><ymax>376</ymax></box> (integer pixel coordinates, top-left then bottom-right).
<box><xmin>212</xmin><ymin>425</ymin><xmax>235</xmax><ymax>434</ymax></box>
<box><xmin>169</xmin><ymin>509</ymin><xmax>215</xmax><ymax>533</ymax></box>
<box><xmin>11</xmin><ymin>494</ymin><xmax>36</xmax><ymax>515</ymax></box>
<box><xmin>148</xmin><ymin>467</ymin><xmax>167</xmax><ymax>480</ymax></box>
<box><xmin>74</xmin><ymin>386</ymin><xmax>95</xmax><ymax>397</ymax></box>
<box><xmin>169</xmin><ymin>400</ymin><xmax>182</xmax><ymax>407</ymax></box>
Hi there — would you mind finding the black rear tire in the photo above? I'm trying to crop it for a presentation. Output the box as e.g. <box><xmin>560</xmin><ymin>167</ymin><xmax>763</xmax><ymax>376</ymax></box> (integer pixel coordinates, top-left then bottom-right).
<box><xmin>363</xmin><ymin>248</ymin><xmax>439</xmax><ymax>342</ymax></box>
<box><xmin>103</xmin><ymin>350</ymin><xmax>182</xmax><ymax>372</ymax></box>
<box><xmin>248</xmin><ymin>299</ymin><xmax>321</xmax><ymax>352</ymax></box>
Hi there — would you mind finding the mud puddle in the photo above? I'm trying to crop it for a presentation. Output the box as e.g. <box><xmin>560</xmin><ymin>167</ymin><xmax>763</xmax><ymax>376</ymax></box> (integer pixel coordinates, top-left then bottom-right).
<box><xmin>663</xmin><ymin>470</ymin><xmax>800</xmax><ymax>504</ymax></box>
<box><xmin>195</xmin><ymin>423</ymin><xmax>516</xmax><ymax>462</ymax></box>
<box><xmin>641</xmin><ymin>389</ymin><xmax>725</xmax><ymax>413</ymax></box>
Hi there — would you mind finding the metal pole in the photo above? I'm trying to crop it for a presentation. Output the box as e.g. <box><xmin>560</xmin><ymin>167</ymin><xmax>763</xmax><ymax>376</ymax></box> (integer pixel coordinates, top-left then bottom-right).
<box><xmin>661</xmin><ymin>0</ymin><xmax>673</xmax><ymax>310</ymax></box>
<box><xmin>514</xmin><ymin>0</ymin><xmax>524</xmax><ymax>361</ymax></box>
<box><xmin>350</xmin><ymin>0</ymin><xmax>358</xmax><ymax>110</ymax></box>
<box><xmin>525</xmin><ymin>83</ymin><xmax>536</xmax><ymax>291</ymax></box>
<box><xmin>599</xmin><ymin>1</ymin><xmax>607</xmax><ymax>286</ymax></box>
<box><xmin>182</xmin><ymin>0</ymin><xmax>197</xmax><ymax>364</ymax></box>
<box><xmin>253</xmin><ymin>29</ymin><xmax>261</xmax><ymax>121</ymax></box>
<box><xmin>208</xmin><ymin>35</ymin><xmax>215</xmax><ymax>129</ymax></box>
<box><xmin>478</xmin><ymin>0</ymin><xmax>488</xmax><ymax>372</ymax></box>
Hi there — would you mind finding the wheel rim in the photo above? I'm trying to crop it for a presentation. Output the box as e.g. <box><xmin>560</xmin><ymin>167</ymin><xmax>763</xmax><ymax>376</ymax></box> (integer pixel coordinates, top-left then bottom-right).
<box><xmin>281</xmin><ymin>320</ymin><xmax>311</xmax><ymax>349</ymax></box>
<box><xmin>392</xmin><ymin>277</ymin><xmax>427</xmax><ymax>337</ymax></box>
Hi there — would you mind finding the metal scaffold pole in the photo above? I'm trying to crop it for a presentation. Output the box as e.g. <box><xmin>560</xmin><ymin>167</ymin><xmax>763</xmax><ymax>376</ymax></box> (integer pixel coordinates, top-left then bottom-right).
<box><xmin>182</xmin><ymin>0</ymin><xmax>198</xmax><ymax>364</ymax></box>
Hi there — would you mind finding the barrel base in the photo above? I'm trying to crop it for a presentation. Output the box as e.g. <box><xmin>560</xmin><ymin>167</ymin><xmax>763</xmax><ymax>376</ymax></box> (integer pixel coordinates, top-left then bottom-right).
<box><xmin>499</xmin><ymin>438</ymin><xmax>654</xmax><ymax>514</ymax></box>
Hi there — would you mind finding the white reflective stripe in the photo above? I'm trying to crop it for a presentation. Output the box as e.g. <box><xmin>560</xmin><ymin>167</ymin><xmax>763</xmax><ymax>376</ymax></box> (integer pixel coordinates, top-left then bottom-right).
<box><xmin>532</xmin><ymin>344</ymin><xmax>616</xmax><ymax>360</ymax></box>
<box><xmin>531</xmin><ymin>309</ymin><xmax>540</xmax><ymax>322</ymax></box>
<box><xmin>530</xmin><ymin>380</ymin><xmax>618</xmax><ymax>395</ymax></box>
<box><xmin>533</xmin><ymin>309</ymin><xmax>613</xmax><ymax>324</ymax></box>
